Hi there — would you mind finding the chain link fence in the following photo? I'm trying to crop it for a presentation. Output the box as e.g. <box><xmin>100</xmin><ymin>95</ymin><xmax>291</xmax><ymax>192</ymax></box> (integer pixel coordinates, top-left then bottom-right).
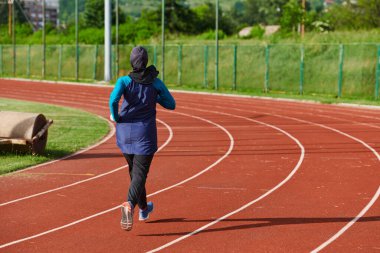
<box><xmin>0</xmin><ymin>43</ymin><xmax>379</xmax><ymax>99</ymax></box>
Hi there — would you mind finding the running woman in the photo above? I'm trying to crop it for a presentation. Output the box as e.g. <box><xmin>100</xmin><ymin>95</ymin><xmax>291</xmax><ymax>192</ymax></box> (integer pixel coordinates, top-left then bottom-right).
<box><xmin>109</xmin><ymin>46</ymin><xmax>176</xmax><ymax>231</ymax></box>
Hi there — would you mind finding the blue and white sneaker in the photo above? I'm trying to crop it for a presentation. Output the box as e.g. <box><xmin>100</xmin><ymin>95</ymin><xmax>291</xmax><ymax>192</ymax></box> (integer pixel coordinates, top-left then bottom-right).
<box><xmin>139</xmin><ymin>201</ymin><xmax>154</xmax><ymax>221</ymax></box>
<box><xmin>121</xmin><ymin>201</ymin><xmax>134</xmax><ymax>231</ymax></box>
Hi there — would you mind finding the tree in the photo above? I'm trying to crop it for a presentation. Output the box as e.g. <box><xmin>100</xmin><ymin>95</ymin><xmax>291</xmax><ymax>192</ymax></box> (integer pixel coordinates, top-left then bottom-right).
<box><xmin>324</xmin><ymin>0</ymin><xmax>380</xmax><ymax>30</ymax></box>
<box><xmin>280</xmin><ymin>0</ymin><xmax>303</xmax><ymax>32</ymax></box>
<box><xmin>0</xmin><ymin>1</ymin><xmax>28</xmax><ymax>25</ymax></box>
<box><xmin>84</xmin><ymin>0</ymin><xmax>105</xmax><ymax>28</ymax></box>
<box><xmin>83</xmin><ymin>0</ymin><xmax>126</xmax><ymax>28</ymax></box>
<box><xmin>193</xmin><ymin>2</ymin><xmax>236</xmax><ymax>35</ymax></box>
<box><xmin>231</xmin><ymin>0</ymin><xmax>289</xmax><ymax>26</ymax></box>
<box><xmin>164</xmin><ymin>0</ymin><xmax>198</xmax><ymax>34</ymax></box>
<box><xmin>59</xmin><ymin>0</ymin><xmax>85</xmax><ymax>25</ymax></box>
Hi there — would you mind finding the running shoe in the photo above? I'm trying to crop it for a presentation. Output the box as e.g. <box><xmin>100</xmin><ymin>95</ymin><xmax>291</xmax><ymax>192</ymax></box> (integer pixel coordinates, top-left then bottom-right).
<box><xmin>121</xmin><ymin>201</ymin><xmax>134</xmax><ymax>231</ymax></box>
<box><xmin>139</xmin><ymin>201</ymin><xmax>154</xmax><ymax>221</ymax></box>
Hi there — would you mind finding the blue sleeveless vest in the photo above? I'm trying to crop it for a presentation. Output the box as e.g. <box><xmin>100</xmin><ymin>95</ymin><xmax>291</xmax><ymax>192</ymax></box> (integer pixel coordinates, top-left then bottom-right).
<box><xmin>110</xmin><ymin>75</ymin><xmax>175</xmax><ymax>155</ymax></box>
<box><xmin>116</xmin><ymin>78</ymin><xmax>158</xmax><ymax>155</ymax></box>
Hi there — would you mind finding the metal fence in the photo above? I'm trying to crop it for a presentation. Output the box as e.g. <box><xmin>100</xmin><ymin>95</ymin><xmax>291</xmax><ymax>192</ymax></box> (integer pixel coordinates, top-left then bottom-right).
<box><xmin>0</xmin><ymin>43</ymin><xmax>379</xmax><ymax>99</ymax></box>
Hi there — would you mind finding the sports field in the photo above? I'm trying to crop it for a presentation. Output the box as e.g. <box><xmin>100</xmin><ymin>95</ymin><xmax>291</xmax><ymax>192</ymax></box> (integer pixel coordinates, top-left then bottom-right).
<box><xmin>0</xmin><ymin>79</ymin><xmax>379</xmax><ymax>252</ymax></box>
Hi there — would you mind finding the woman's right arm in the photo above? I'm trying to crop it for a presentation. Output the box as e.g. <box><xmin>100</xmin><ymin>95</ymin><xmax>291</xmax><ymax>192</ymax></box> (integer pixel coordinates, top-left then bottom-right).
<box><xmin>109</xmin><ymin>77</ymin><xmax>129</xmax><ymax>122</ymax></box>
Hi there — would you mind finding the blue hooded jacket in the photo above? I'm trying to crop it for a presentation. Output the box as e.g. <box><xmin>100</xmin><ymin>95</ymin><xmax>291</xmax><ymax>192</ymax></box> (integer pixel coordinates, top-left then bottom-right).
<box><xmin>109</xmin><ymin>75</ymin><xmax>175</xmax><ymax>155</ymax></box>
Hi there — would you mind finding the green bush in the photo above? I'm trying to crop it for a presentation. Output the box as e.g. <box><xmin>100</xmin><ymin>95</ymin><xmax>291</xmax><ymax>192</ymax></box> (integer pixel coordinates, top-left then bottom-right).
<box><xmin>249</xmin><ymin>26</ymin><xmax>265</xmax><ymax>39</ymax></box>
<box><xmin>197</xmin><ymin>30</ymin><xmax>227</xmax><ymax>40</ymax></box>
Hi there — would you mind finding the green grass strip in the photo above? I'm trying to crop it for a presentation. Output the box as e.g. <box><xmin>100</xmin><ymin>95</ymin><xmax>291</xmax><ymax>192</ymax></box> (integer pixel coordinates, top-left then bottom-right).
<box><xmin>0</xmin><ymin>98</ymin><xmax>109</xmax><ymax>175</ymax></box>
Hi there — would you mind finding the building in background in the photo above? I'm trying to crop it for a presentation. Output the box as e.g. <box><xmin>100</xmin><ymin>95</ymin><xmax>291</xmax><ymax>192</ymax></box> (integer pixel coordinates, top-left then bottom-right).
<box><xmin>22</xmin><ymin>0</ymin><xmax>59</xmax><ymax>29</ymax></box>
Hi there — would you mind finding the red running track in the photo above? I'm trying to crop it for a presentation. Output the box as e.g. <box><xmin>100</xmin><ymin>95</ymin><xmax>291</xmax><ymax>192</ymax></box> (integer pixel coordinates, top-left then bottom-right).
<box><xmin>0</xmin><ymin>79</ymin><xmax>379</xmax><ymax>253</ymax></box>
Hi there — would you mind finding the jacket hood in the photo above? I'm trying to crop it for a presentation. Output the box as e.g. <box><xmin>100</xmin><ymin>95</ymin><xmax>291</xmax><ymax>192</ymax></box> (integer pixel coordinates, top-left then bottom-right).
<box><xmin>129</xmin><ymin>65</ymin><xmax>159</xmax><ymax>85</ymax></box>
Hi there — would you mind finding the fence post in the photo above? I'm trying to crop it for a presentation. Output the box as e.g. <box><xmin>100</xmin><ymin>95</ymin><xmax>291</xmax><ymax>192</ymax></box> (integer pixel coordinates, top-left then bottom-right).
<box><xmin>27</xmin><ymin>44</ymin><xmax>31</xmax><ymax>78</ymax></box>
<box><xmin>12</xmin><ymin>2</ymin><xmax>16</xmax><ymax>77</ymax></box>
<box><xmin>375</xmin><ymin>45</ymin><xmax>380</xmax><ymax>100</ymax></box>
<box><xmin>153</xmin><ymin>45</ymin><xmax>157</xmax><ymax>66</ymax></box>
<box><xmin>338</xmin><ymin>44</ymin><xmax>344</xmax><ymax>98</ymax></box>
<box><xmin>93</xmin><ymin>44</ymin><xmax>99</xmax><ymax>80</ymax></box>
<box><xmin>204</xmin><ymin>45</ymin><xmax>208</xmax><ymax>88</ymax></box>
<box><xmin>75</xmin><ymin>0</ymin><xmax>79</xmax><ymax>81</ymax></box>
<box><xmin>233</xmin><ymin>45</ymin><xmax>237</xmax><ymax>90</ymax></box>
<box><xmin>0</xmin><ymin>45</ymin><xmax>3</xmax><ymax>76</ymax></box>
<box><xmin>299</xmin><ymin>44</ymin><xmax>304</xmax><ymax>95</ymax></box>
<box><xmin>264</xmin><ymin>44</ymin><xmax>270</xmax><ymax>93</ymax></box>
<box><xmin>58</xmin><ymin>45</ymin><xmax>62</xmax><ymax>80</ymax></box>
<box><xmin>178</xmin><ymin>44</ymin><xmax>182</xmax><ymax>86</ymax></box>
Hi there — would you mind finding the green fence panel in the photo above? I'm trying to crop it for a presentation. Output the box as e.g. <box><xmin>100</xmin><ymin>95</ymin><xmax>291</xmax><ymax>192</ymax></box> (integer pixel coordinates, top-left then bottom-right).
<box><xmin>163</xmin><ymin>45</ymin><xmax>178</xmax><ymax>85</ymax></box>
<box><xmin>236</xmin><ymin>45</ymin><xmax>265</xmax><ymax>93</ymax></box>
<box><xmin>218</xmin><ymin>45</ymin><xmax>234</xmax><ymax>90</ymax></box>
<box><xmin>181</xmin><ymin>45</ymin><xmax>204</xmax><ymax>88</ymax></box>
<box><xmin>96</xmin><ymin>45</ymin><xmax>105</xmax><ymax>81</ymax></box>
<box><xmin>269</xmin><ymin>44</ymin><xmax>300</xmax><ymax>93</ymax></box>
<box><xmin>303</xmin><ymin>44</ymin><xmax>340</xmax><ymax>95</ymax></box>
<box><xmin>78</xmin><ymin>45</ymin><xmax>96</xmax><ymax>80</ymax></box>
<box><xmin>343</xmin><ymin>44</ymin><xmax>377</xmax><ymax>98</ymax></box>
<box><xmin>0</xmin><ymin>43</ymin><xmax>378</xmax><ymax>99</ymax></box>
<box><xmin>2</xmin><ymin>45</ymin><xmax>13</xmax><ymax>76</ymax></box>
<box><xmin>60</xmin><ymin>45</ymin><xmax>76</xmax><ymax>79</ymax></box>
<box><xmin>15</xmin><ymin>45</ymin><xmax>27</xmax><ymax>77</ymax></box>
<box><xmin>45</xmin><ymin>45</ymin><xmax>60</xmax><ymax>80</ymax></box>
<box><xmin>30</xmin><ymin>45</ymin><xmax>43</xmax><ymax>78</ymax></box>
<box><xmin>116</xmin><ymin>44</ymin><xmax>133</xmax><ymax>78</ymax></box>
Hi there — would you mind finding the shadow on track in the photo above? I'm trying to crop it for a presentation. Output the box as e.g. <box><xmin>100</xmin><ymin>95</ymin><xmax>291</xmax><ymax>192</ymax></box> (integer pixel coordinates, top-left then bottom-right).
<box><xmin>139</xmin><ymin>216</ymin><xmax>380</xmax><ymax>236</ymax></box>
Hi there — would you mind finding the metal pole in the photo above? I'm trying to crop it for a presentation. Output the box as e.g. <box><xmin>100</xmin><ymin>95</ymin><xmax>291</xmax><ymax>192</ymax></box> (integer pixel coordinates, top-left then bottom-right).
<box><xmin>115</xmin><ymin>0</ymin><xmax>119</xmax><ymax>77</ymax></box>
<box><xmin>0</xmin><ymin>45</ymin><xmax>2</xmax><ymax>76</ymax></box>
<box><xmin>161</xmin><ymin>0</ymin><xmax>165</xmax><ymax>82</ymax></box>
<box><xmin>264</xmin><ymin>44</ymin><xmax>270</xmax><ymax>93</ymax></box>
<box><xmin>93</xmin><ymin>44</ymin><xmax>99</xmax><ymax>80</ymax></box>
<box><xmin>215</xmin><ymin>0</ymin><xmax>219</xmax><ymax>90</ymax></box>
<box><xmin>300</xmin><ymin>44</ymin><xmax>304</xmax><ymax>95</ymax></box>
<box><xmin>104</xmin><ymin>0</ymin><xmax>112</xmax><ymax>82</ymax></box>
<box><xmin>75</xmin><ymin>0</ymin><xmax>79</xmax><ymax>80</ymax></box>
<box><xmin>375</xmin><ymin>45</ymin><xmax>380</xmax><ymax>100</ymax></box>
<box><xmin>154</xmin><ymin>45</ymin><xmax>157</xmax><ymax>66</ymax></box>
<box><xmin>178</xmin><ymin>44</ymin><xmax>182</xmax><ymax>85</ymax></box>
<box><xmin>27</xmin><ymin>44</ymin><xmax>31</xmax><ymax>78</ymax></box>
<box><xmin>12</xmin><ymin>1</ymin><xmax>15</xmax><ymax>77</ymax></box>
<box><xmin>42</xmin><ymin>0</ymin><xmax>46</xmax><ymax>79</ymax></box>
<box><xmin>58</xmin><ymin>44</ymin><xmax>62</xmax><ymax>79</ymax></box>
<box><xmin>338</xmin><ymin>44</ymin><xmax>344</xmax><ymax>98</ymax></box>
<box><xmin>233</xmin><ymin>45</ymin><xmax>237</xmax><ymax>90</ymax></box>
<box><xmin>301</xmin><ymin>0</ymin><xmax>305</xmax><ymax>38</ymax></box>
<box><xmin>204</xmin><ymin>45</ymin><xmax>208</xmax><ymax>88</ymax></box>
<box><xmin>8</xmin><ymin>2</ymin><xmax>12</xmax><ymax>36</ymax></box>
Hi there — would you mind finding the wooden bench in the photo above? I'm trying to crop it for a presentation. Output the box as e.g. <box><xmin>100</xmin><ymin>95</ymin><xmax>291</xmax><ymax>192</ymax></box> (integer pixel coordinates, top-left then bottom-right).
<box><xmin>0</xmin><ymin>111</ymin><xmax>53</xmax><ymax>155</ymax></box>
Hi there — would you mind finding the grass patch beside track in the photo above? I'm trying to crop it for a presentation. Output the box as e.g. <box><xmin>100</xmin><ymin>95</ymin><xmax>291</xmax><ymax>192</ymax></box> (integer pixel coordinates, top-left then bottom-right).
<box><xmin>0</xmin><ymin>98</ymin><xmax>109</xmax><ymax>174</ymax></box>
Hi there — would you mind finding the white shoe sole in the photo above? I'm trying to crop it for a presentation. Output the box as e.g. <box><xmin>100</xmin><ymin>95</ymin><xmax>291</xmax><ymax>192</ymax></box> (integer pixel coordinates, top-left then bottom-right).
<box><xmin>121</xmin><ymin>203</ymin><xmax>133</xmax><ymax>231</ymax></box>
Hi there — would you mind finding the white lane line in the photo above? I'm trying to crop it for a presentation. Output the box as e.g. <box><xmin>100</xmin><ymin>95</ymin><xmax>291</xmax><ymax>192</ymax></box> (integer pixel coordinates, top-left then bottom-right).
<box><xmin>311</xmin><ymin>186</ymin><xmax>380</xmax><ymax>253</ymax></box>
<box><xmin>0</xmin><ymin>110</ymin><xmax>234</xmax><ymax>249</ymax></box>
<box><xmin>0</xmin><ymin>119</ymin><xmax>172</xmax><ymax>207</ymax></box>
<box><xmin>190</xmin><ymin>103</ymin><xmax>380</xmax><ymax>252</ymax></box>
<box><xmin>146</xmin><ymin>106</ymin><xmax>305</xmax><ymax>253</ymax></box>
<box><xmin>4</xmin><ymin>116</ymin><xmax>115</xmax><ymax>175</ymax></box>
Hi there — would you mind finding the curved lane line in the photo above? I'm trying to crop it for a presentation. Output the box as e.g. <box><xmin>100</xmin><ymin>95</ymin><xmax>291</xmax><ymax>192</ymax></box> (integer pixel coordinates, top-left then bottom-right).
<box><xmin>188</xmin><ymin>102</ymin><xmax>380</xmax><ymax>252</ymax></box>
<box><xmin>311</xmin><ymin>186</ymin><xmax>380</xmax><ymax>253</ymax></box>
<box><xmin>0</xmin><ymin>119</ymin><xmax>172</xmax><ymax>207</ymax></box>
<box><xmin>0</xmin><ymin>110</ymin><xmax>234</xmax><ymax>249</ymax></box>
<box><xmin>147</xmin><ymin>106</ymin><xmax>305</xmax><ymax>253</ymax></box>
